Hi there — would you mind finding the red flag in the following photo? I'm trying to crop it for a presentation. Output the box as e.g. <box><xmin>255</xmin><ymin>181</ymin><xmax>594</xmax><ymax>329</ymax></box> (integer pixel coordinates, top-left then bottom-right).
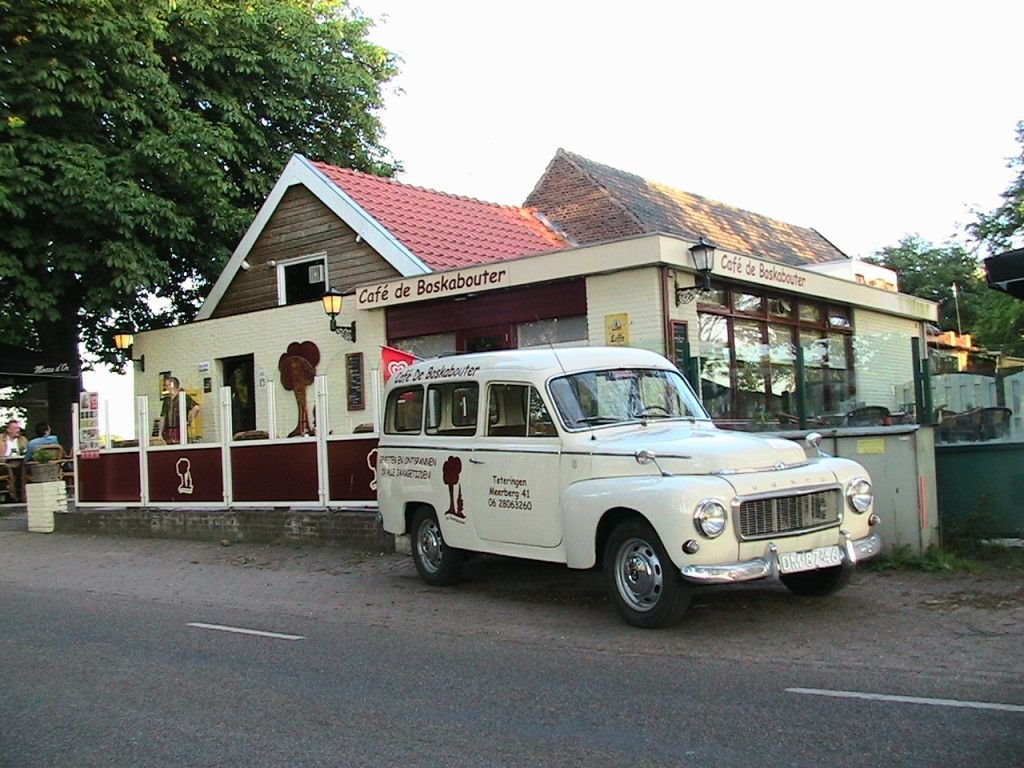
<box><xmin>381</xmin><ymin>346</ymin><xmax>418</xmax><ymax>382</ymax></box>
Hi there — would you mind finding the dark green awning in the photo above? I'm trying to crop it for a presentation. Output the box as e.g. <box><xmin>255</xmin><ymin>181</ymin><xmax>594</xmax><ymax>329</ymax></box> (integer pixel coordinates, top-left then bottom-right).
<box><xmin>0</xmin><ymin>342</ymin><xmax>78</xmax><ymax>386</ymax></box>
<box><xmin>984</xmin><ymin>248</ymin><xmax>1024</xmax><ymax>300</ymax></box>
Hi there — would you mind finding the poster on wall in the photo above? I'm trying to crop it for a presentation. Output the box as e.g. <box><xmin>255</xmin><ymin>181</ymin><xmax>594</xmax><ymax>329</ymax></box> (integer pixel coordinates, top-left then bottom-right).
<box><xmin>604</xmin><ymin>313</ymin><xmax>629</xmax><ymax>346</ymax></box>
<box><xmin>78</xmin><ymin>391</ymin><xmax>101</xmax><ymax>458</ymax></box>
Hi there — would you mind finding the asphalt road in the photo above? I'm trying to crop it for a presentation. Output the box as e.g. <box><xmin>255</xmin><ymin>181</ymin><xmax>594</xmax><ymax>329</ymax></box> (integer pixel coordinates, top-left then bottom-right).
<box><xmin>1</xmin><ymin>521</ymin><xmax>1022</xmax><ymax>767</ymax></box>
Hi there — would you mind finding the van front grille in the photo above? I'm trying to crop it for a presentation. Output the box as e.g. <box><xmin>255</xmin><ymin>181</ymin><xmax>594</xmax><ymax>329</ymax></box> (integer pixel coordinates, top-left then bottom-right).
<box><xmin>736</xmin><ymin>490</ymin><xmax>840</xmax><ymax>540</ymax></box>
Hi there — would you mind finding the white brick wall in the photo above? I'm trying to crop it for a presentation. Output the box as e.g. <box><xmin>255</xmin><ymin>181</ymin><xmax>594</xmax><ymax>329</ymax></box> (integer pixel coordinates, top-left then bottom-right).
<box><xmin>132</xmin><ymin>302</ymin><xmax>387</xmax><ymax>442</ymax></box>
<box><xmin>585</xmin><ymin>267</ymin><xmax>666</xmax><ymax>354</ymax></box>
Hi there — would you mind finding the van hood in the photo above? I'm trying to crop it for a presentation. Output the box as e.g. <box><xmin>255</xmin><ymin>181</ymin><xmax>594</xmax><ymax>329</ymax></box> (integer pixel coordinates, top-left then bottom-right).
<box><xmin>589</xmin><ymin>424</ymin><xmax>809</xmax><ymax>475</ymax></box>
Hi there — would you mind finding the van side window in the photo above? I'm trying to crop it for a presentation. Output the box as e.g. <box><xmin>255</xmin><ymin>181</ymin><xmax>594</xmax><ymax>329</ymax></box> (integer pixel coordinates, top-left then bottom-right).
<box><xmin>384</xmin><ymin>387</ymin><xmax>424</xmax><ymax>434</ymax></box>
<box><xmin>426</xmin><ymin>382</ymin><xmax>479</xmax><ymax>436</ymax></box>
<box><xmin>487</xmin><ymin>384</ymin><xmax>557</xmax><ymax>437</ymax></box>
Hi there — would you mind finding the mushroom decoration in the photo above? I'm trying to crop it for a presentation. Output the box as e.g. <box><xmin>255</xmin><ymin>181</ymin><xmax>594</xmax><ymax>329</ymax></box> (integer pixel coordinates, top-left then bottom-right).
<box><xmin>278</xmin><ymin>341</ymin><xmax>321</xmax><ymax>437</ymax></box>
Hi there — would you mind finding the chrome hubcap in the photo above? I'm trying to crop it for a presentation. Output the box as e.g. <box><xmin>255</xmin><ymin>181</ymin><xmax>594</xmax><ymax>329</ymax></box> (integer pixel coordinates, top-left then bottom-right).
<box><xmin>615</xmin><ymin>537</ymin><xmax>663</xmax><ymax>612</ymax></box>
<box><xmin>417</xmin><ymin>521</ymin><xmax>443</xmax><ymax>573</ymax></box>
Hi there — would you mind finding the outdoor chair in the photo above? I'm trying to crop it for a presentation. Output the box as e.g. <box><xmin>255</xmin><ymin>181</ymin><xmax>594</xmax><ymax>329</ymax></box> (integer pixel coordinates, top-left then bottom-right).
<box><xmin>844</xmin><ymin>405</ymin><xmax>891</xmax><ymax>426</ymax></box>
<box><xmin>977</xmin><ymin>406</ymin><xmax>1012</xmax><ymax>440</ymax></box>
<box><xmin>233</xmin><ymin>430</ymin><xmax>269</xmax><ymax>441</ymax></box>
<box><xmin>939</xmin><ymin>408</ymin><xmax>983</xmax><ymax>442</ymax></box>
<box><xmin>0</xmin><ymin>462</ymin><xmax>17</xmax><ymax>503</ymax></box>
<box><xmin>58</xmin><ymin>445</ymin><xmax>75</xmax><ymax>494</ymax></box>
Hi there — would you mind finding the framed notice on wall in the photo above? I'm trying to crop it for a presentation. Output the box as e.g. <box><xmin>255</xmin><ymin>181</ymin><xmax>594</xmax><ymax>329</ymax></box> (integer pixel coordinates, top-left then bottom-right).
<box><xmin>345</xmin><ymin>352</ymin><xmax>365</xmax><ymax>411</ymax></box>
<box><xmin>604</xmin><ymin>313</ymin><xmax>629</xmax><ymax>346</ymax></box>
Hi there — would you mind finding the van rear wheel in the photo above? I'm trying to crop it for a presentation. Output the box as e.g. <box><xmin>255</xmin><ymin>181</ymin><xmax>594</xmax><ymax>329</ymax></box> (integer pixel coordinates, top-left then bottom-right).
<box><xmin>410</xmin><ymin>508</ymin><xmax>464</xmax><ymax>586</ymax></box>
<box><xmin>604</xmin><ymin>520</ymin><xmax>690</xmax><ymax>628</ymax></box>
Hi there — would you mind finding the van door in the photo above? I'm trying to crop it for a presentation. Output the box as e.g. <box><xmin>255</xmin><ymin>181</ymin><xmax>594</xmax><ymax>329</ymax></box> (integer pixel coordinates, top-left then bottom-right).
<box><xmin>466</xmin><ymin>383</ymin><xmax>562</xmax><ymax>547</ymax></box>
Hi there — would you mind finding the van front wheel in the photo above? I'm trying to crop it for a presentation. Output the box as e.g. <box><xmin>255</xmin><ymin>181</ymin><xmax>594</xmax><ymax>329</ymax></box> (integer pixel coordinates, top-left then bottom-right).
<box><xmin>604</xmin><ymin>520</ymin><xmax>690</xmax><ymax>628</ymax></box>
<box><xmin>410</xmin><ymin>508</ymin><xmax>464</xmax><ymax>586</ymax></box>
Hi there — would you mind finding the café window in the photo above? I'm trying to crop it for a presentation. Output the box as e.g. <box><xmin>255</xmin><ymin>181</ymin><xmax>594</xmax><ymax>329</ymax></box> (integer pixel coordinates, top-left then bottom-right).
<box><xmin>696</xmin><ymin>285</ymin><xmax>854</xmax><ymax>424</ymax></box>
<box><xmin>278</xmin><ymin>253</ymin><xmax>327</xmax><ymax>306</ymax></box>
<box><xmin>517</xmin><ymin>315</ymin><xmax>588</xmax><ymax>348</ymax></box>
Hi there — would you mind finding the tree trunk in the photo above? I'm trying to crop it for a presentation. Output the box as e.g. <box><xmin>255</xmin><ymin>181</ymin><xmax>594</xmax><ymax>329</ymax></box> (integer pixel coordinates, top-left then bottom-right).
<box><xmin>37</xmin><ymin>313</ymin><xmax>82</xmax><ymax>451</ymax></box>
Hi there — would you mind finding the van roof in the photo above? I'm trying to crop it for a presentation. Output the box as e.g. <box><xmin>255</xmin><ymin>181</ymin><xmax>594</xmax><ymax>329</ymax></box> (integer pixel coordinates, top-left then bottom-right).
<box><xmin>391</xmin><ymin>346</ymin><xmax>675</xmax><ymax>384</ymax></box>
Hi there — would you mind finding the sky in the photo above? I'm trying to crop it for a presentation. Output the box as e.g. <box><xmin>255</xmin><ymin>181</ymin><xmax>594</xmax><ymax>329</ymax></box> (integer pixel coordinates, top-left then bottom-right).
<box><xmin>353</xmin><ymin>0</ymin><xmax>1022</xmax><ymax>257</ymax></box>
<box><xmin>83</xmin><ymin>0</ymin><xmax>1024</xmax><ymax>436</ymax></box>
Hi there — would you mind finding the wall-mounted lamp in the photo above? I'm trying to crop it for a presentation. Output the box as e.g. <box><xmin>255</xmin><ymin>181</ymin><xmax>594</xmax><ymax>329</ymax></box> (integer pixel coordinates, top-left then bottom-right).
<box><xmin>675</xmin><ymin>237</ymin><xmax>718</xmax><ymax>305</ymax></box>
<box><xmin>112</xmin><ymin>330</ymin><xmax>145</xmax><ymax>371</ymax></box>
<box><xmin>321</xmin><ymin>287</ymin><xmax>357</xmax><ymax>342</ymax></box>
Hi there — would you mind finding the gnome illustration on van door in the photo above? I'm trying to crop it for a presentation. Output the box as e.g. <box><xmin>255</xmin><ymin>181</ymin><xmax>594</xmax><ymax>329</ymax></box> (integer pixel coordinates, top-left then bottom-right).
<box><xmin>442</xmin><ymin>455</ymin><xmax>465</xmax><ymax>519</ymax></box>
<box><xmin>278</xmin><ymin>341</ymin><xmax>320</xmax><ymax>437</ymax></box>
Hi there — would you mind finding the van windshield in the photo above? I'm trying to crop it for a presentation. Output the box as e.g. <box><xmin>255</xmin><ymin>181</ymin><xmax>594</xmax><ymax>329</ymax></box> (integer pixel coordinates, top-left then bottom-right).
<box><xmin>548</xmin><ymin>367</ymin><xmax>710</xmax><ymax>430</ymax></box>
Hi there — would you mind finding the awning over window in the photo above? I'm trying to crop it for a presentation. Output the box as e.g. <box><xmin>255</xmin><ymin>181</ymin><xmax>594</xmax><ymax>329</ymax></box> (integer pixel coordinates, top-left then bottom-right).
<box><xmin>0</xmin><ymin>342</ymin><xmax>78</xmax><ymax>387</ymax></box>
<box><xmin>984</xmin><ymin>248</ymin><xmax>1024</xmax><ymax>300</ymax></box>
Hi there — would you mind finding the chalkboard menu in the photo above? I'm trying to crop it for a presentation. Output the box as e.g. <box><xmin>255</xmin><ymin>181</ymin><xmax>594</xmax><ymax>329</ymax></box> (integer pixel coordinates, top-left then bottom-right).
<box><xmin>345</xmin><ymin>352</ymin><xmax>365</xmax><ymax>411</ymax></box>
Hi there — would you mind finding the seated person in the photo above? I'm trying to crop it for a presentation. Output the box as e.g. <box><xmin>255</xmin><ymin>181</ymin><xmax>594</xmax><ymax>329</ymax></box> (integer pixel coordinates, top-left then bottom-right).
<box><xmin>23</xmin><ymin>421</ymin><xmax>59</xmax><ymax>462</ymax></box>
<box><xmin>2</xmin><ymin>419</ymin><xmax>28</xmax><ymax>457</ymax></box>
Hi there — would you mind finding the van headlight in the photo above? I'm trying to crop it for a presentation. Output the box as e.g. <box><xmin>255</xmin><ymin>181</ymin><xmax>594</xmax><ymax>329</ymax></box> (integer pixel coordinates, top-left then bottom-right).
<box><xmin>845</xmin><ymin>477</ymin><xmax>873</xmax><ymax>514</ymax></box>
<box><xmin>694</xmin><ymin>500</ymin><xmax>728</xmax><ymax>538</ymax></box>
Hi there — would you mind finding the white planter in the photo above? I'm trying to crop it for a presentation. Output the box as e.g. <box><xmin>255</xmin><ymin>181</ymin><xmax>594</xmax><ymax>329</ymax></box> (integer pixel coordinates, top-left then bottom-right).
<box><xmin>26</xmin><ymin>481</ymin><xmax>67</xmax><ymax>533</ymax></box>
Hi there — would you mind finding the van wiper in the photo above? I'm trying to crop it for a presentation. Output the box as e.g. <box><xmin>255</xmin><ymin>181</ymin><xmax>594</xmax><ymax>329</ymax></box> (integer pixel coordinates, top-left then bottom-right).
<box><xmin>577</xmin><ymin>416</ymin><xmax>622</xmax><ymax>425</ymax></box>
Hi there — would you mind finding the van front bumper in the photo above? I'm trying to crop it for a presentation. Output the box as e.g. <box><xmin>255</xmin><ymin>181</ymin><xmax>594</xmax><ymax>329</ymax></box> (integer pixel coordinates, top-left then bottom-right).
<box><xmin>680</xmin><ymin>530</ymin><xmax>882</xmax><ymax>584</ymax></box>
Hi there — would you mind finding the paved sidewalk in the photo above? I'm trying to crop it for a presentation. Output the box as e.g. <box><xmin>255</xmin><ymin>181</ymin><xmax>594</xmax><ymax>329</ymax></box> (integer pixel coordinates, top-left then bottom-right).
<box><xmin>0</xmin><ymin>506</ymin><xmax>26</xmax><ymax>532</ymax></box>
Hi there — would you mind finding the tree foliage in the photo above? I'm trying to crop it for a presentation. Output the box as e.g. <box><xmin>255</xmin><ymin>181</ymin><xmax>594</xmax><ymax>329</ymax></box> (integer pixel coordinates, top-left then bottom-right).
<box><xmin>866</xmin><ymin>235</ymin><xmax>985</xmax><ymax>332</ymax></box>
<box><xmin>969</xmin><ymin>120</ymin><xmax>1024</xmax><ymax>254</ymax></box>
<box><xmin>0</xmin><ymin>0</ymin><xmax>398</xmax><ymax>433</ymax></box>
<box><xmin>1</xmin><ymin>0</ymin><xmax>399</xmax><ymax>341</ymax></box>
<box><xmin>968</xmin><ymin>119</ymin><xmax>1024</xmax><ymax>355</ymax></box>
<box><xmin>867</xmin><ymin>234</ymin><xmax>1024</xmax><ymax>355</ymax></box>
<box><xmin>971</xmin><ymin>288</ymin><xmax>1024</xmax><ymax>357</ymax></box>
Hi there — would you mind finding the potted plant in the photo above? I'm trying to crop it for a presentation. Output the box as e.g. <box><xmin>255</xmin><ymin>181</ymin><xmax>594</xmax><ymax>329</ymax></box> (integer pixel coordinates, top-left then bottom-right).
<box><xmin>26</xmin><ymin>446</ymin><xmax>63</xmax><ymax>484</ymax></box>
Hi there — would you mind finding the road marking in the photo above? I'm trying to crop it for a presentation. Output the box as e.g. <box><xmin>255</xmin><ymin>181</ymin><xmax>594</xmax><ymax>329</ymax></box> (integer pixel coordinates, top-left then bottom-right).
<box><xmin>786</xmin><ymin>687</ymin><xmax>1024</xmax><ymax>713</ymax></box>
<box><xmin>187</xmin><ymin>622</ymin><xmax>306</xmax><ymax>641</ymax></box>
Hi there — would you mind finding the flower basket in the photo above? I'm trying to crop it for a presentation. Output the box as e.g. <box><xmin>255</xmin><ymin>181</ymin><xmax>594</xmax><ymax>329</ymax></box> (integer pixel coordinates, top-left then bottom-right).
<box><xmin>26</xmin><ymin>462</ymin><xmax>61</xmax><ymax>483</ymax></box>
<box><xmin>26</xmin><ymin>445</ymin><xmax>64</xmax><ymax>484</ymax></box>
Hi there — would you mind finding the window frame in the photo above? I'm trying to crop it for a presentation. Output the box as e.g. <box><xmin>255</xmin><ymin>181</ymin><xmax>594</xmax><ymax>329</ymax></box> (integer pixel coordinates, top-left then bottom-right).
<box><xmin>696</xmin><ymin>284</ymin><xmax>855</xmax><ymax>422</ymax></box>
<box><xmin>276</xmin><ymin>252</ymin><xmax>328</xmax><ymax>307</ymax></box>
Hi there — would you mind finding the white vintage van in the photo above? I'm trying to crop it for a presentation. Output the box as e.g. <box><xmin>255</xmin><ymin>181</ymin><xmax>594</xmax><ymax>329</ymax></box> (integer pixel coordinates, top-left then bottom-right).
<box><xmin>376</xmin><ymin>347</ymin><xmax>881</xmax><ymax>628</ymax></box>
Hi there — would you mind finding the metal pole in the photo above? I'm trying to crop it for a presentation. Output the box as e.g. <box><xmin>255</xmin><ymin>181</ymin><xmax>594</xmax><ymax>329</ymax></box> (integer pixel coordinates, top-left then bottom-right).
<box><xmin>911</xmin><ymin>338</ymin><xmax>926</xmax><ymax>424</ymax></box>
<box><xmin>795</xmin><ymin>344</ymin><xmax>807</xmax><ymax>430</ymax></box>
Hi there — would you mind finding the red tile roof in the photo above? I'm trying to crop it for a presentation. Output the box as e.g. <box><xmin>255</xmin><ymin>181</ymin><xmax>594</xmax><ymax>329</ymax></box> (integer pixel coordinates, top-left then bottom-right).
<box><xmin>312</xmin><ymin>162</ymin><xmax>569</xmax><ymax>270</ymax></box>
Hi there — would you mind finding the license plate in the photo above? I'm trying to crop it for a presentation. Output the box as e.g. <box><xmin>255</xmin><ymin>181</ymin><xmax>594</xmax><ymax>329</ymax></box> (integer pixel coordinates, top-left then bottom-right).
<box><xmin>779</xmin><ymin>545</ymin><xmax>842</xmax><ymax>574</ymax></box>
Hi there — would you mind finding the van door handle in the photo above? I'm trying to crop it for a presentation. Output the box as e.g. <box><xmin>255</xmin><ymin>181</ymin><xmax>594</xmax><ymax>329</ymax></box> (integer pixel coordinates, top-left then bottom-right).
<box><xmin>469</xmin><ymin>458</ymin><xmax>484</xmax><ymax>465</ymax></box>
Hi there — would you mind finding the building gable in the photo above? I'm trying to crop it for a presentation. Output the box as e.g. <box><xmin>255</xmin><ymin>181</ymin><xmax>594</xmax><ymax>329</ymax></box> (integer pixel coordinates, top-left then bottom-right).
<box><xmin>197</xmin><ymin>154</ymin><xmax>429</xmax><ymax>320</ymax></box>
<box><xmin>198</xmin><ymin>154</ymin><xmax>569</xmax><ymax>320</ymax></box>
<box><xmin>210</xmin><ymin>186</ymin><xmax>402</xmax><ymax>319</ymax></box>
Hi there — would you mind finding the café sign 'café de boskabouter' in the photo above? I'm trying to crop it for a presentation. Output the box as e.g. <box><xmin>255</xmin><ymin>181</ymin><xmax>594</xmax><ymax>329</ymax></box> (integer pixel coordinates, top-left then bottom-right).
<box><xmin>71</xmin><ymin>148</ymin><xmax>943</xmax><ymax>554</ymax></box>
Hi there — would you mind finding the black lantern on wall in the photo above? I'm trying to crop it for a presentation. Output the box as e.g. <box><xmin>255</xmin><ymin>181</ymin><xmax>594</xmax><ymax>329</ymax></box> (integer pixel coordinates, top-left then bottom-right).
<box><xmin>112</xmin><ymin>330</ymin><xmax>145</xmax><ymax>371</ymax></box>
<box><xmin>321</xmin><ymin>287</ymin><xmax>357</xmax><ymax>341</ymax></box>
<box><xmin>675</xmin><ymin>237</ymin><xmax>718</xmax><ymax>305</ymax></box>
